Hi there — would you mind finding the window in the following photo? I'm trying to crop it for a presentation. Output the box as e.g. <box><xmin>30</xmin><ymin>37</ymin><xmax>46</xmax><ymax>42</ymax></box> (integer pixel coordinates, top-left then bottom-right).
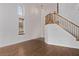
<box><xmin>17</xmin><ymin>5</ymin><xmax>24</xmax><ymax>35</ymax></box>
<box><xmin>17</xmin><ymin>6</ymin><xmax>23</xmax><ymax>16</ymax></box>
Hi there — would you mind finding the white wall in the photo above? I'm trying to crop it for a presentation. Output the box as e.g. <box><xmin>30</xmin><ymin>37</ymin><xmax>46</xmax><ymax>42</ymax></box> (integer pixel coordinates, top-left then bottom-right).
<box><xmin>0</xmin><ymin>3</ymin><xmax>57</xmax><ymax>47</ymax></box>
<box><xmin>0</xmin><ymin>4</ymin><xmax>17</xmax><ymax>47</ymax></box>
<box><xmin>59</xmin><ymin>3</ymin><xmax>79</xmax><ymax>25</ymax></box>
<box><xmin>24</xmin><ymin>4</ymin><xmax>42</xmax><ymax>39</ymax></box>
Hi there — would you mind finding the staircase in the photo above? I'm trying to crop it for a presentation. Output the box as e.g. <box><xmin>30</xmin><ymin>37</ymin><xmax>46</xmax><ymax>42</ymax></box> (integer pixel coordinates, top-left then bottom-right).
<box><xmin>45</xmin><ymin>11</ymin><xmax>79</xmax><ymax>41</ymax></box>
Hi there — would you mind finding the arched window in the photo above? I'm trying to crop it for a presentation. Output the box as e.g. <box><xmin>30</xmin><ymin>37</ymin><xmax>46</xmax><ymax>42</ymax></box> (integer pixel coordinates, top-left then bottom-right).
<box><xmin>17</xmin><ymin>5</ymin><xmax>24</xmax><ymax>35</ymax></box>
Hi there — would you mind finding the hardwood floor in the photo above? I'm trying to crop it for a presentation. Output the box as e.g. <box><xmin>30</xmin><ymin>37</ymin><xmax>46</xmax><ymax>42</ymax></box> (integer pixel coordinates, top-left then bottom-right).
<box><xmin>0</xmin><ymin>38</ymin><xmax>79</xmax><ymax>56</ymax></box>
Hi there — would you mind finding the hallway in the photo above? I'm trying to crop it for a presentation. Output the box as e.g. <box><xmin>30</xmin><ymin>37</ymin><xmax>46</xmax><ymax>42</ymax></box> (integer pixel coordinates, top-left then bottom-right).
<box><xmin>0</xmin><ymin>3</ymin><xmax>79</xmax><ymax>56</ymax></box>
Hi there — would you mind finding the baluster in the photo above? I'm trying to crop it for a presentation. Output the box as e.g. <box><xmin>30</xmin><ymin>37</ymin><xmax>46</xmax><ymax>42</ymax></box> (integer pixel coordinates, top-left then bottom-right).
<box><xmin>72</xmin><ymin>24</ymin><xmax>73</xmax><ymax>36</ymax></box>
<box><xmin>59</xmin><ymin>18</ymin><xmax>62</xmax><ymax>27</ymax></box>
<box><xmin>66</xmin><ymin>20</ymin><xmax>68</xmax><ymax>32</ymax></box>
<box><xmin>73</xmin><ymin>25</ymin><xmax>75</xmax><ymax>37</ymax></box>
<box><xmin>76</xmin><ymin>28</ymin><xmax>79</xmax><ymax>41</ymax></box>
<box><xmin>63</xmin><ymin>20</ymin><xmax>65</xmax><ymax>29</ymax></box>
<box><xmin>73</xmin><ymin>25</ymin><xmax>76</xmax><ymax>37</ymax></box>
<box><xmin>71</xmin><ymin>24</ymin><xmax>73</xmax><ymax>35</ymax></box>
<box><xmin>75</xmin><ymin>27</ymin><xmax>77</xmax><ymax>38</ymax></box>
<box><xmin>66</xmin><ymin>21</ymin><xmax>69</xmax><ymax>32</ymax></box>
<box><xmin>69</xmin><ymin>22</ymin><xmax>71</xmax><ymax>34</ymax></box>
<box><xmin>65</xmin><ymin>20</ymin><xmax>67</xmax><ymax>30</ymax></box>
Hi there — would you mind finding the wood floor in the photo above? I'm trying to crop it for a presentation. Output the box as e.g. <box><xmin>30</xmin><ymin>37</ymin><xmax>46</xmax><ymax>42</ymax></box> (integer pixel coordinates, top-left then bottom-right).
<box><xmin>0</xmin><ymin>38</ymin><xmax>79</xmax><ymax>56</ymax></box>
